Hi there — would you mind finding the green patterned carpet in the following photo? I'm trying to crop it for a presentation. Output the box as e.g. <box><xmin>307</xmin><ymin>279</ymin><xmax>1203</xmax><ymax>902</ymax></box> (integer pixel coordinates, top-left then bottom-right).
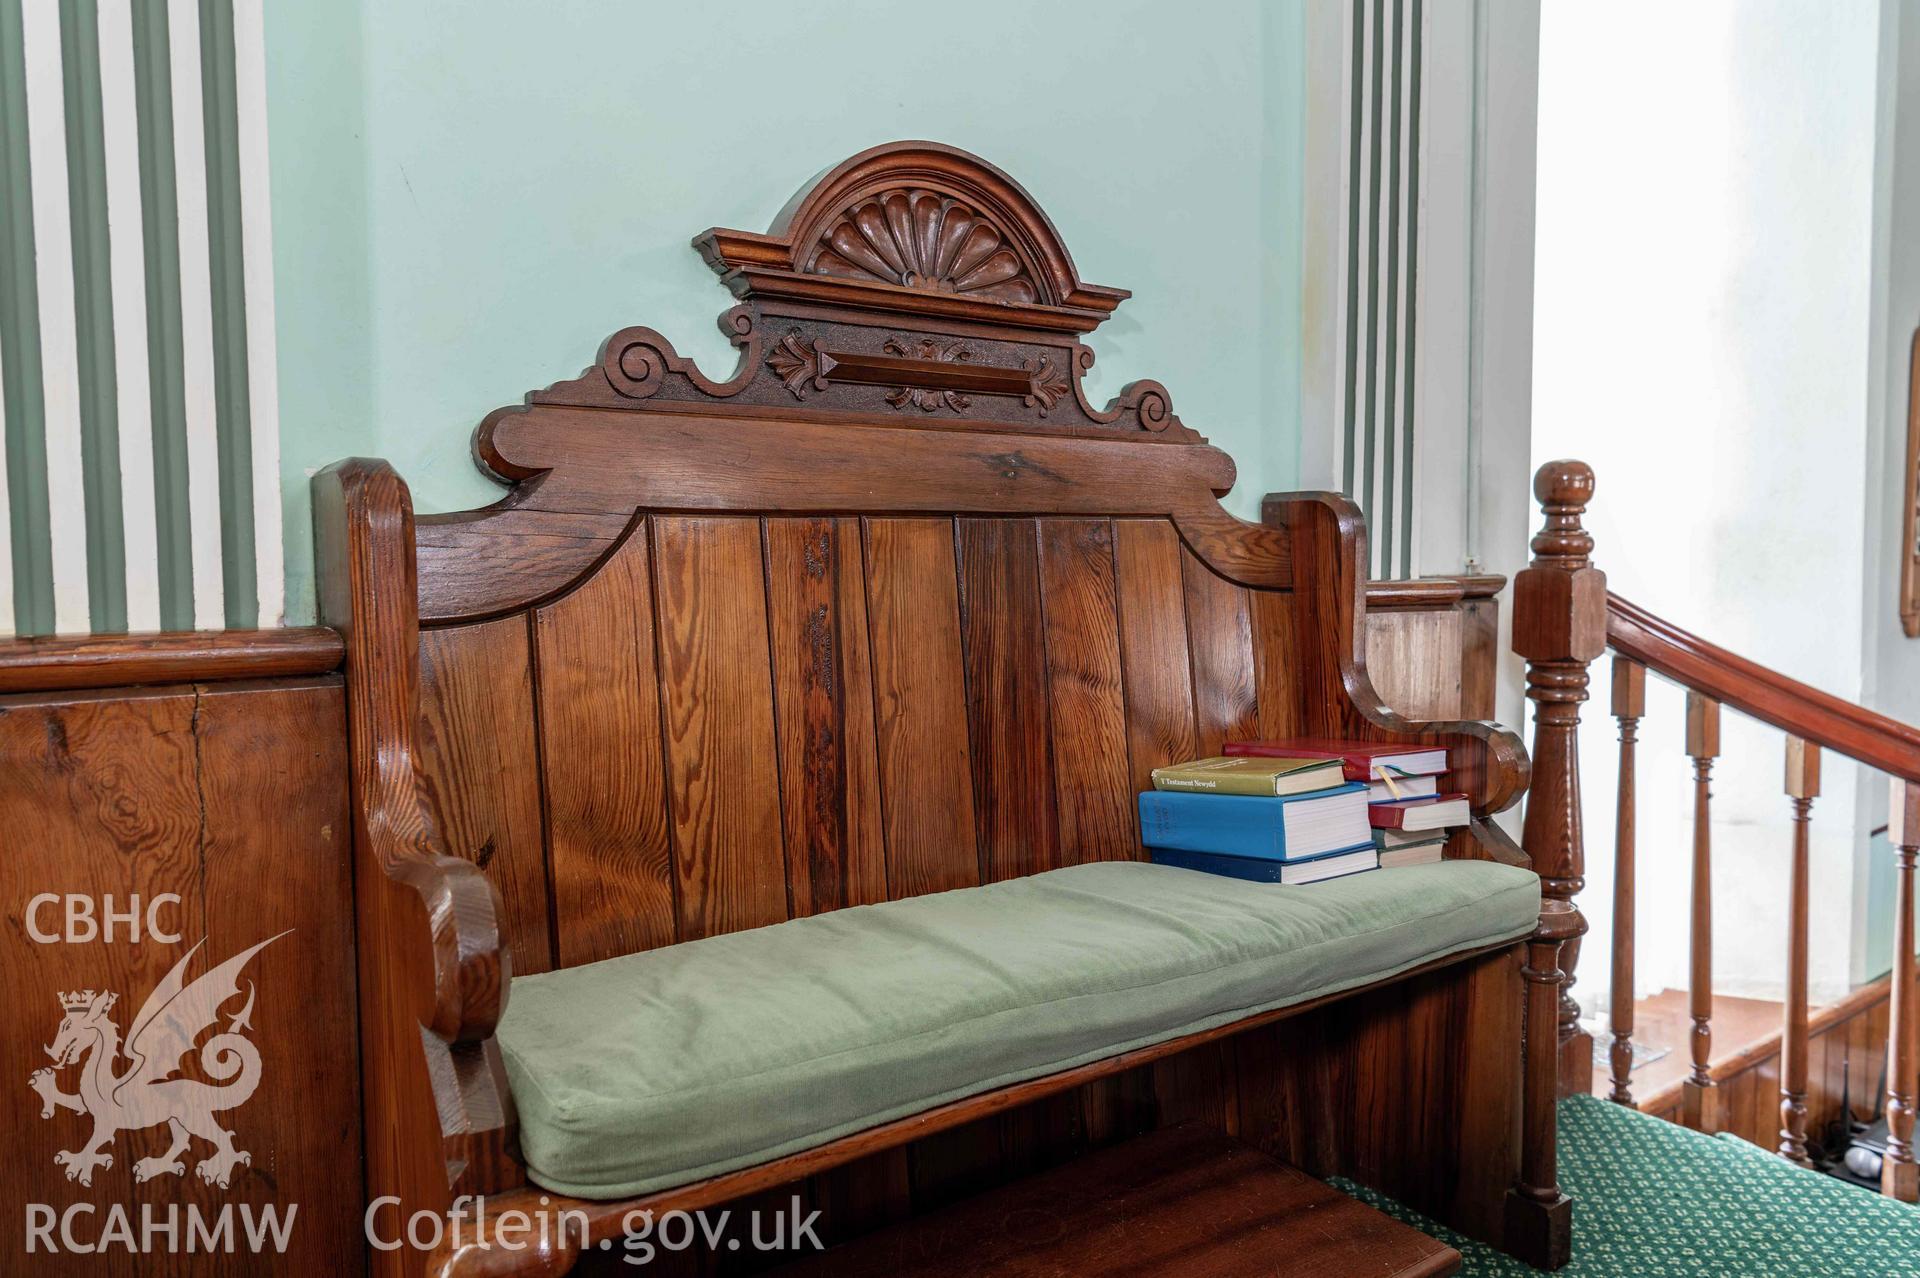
<box><xmin>1337</xmin><ymin>1093</ymin><xmax>1920</xmax><ymax>1276</ymax></box>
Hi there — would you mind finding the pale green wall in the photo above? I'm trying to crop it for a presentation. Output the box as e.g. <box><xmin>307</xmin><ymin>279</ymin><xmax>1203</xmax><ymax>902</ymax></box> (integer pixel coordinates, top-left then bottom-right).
<box><xmin>266</xmin><ymin>0</ymin><xmax>1307</xmax><ymax>622</ymax></box>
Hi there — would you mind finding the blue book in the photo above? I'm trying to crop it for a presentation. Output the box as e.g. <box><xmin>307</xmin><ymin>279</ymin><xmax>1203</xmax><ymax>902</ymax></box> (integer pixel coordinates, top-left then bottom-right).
<box><xmin>1136</xmin><ymin>783</ymin><xmax>1371</xmax><ymax>861</ymax></box>
<box><xmin>1150</xmin><ymin>844</ymin><xmax>1379</xmax><ymax>885</ymax></box>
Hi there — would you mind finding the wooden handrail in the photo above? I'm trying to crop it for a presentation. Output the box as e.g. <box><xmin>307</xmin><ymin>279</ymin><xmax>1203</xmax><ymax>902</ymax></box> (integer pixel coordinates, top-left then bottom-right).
<box><xmin>1519</xmin><ymin>457</ymin><xmax>1920</xmax><ymax>1205</ymax></box>
<box><xmin>1608</xmin><ymin>592</ymin><xmax>1920</xmax><ymax>781</ymax></box>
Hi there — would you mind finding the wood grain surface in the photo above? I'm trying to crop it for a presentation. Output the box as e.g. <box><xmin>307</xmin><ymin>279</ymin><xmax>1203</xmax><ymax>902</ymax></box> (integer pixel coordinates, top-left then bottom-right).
<box><xmin>0</xmin><ymin>679</ymin><xmax>359</xmax><ymax>1276</ymax></box>
<box><xmin>765</xmin><ymin>1124</ymin><xmax>1460</xmax><ymax>1278</ymax></box>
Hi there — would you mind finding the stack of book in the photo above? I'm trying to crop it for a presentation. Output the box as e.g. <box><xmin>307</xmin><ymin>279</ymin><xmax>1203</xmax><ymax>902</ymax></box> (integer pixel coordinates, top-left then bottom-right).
<box><xmin>1136</xmin><ymin>739</ymin><xmax>1470</xmax><ymax>884</ymax></box>
<box><xmin>1228</xmin><ymin>739</ymin><xmax>1468</xmax><ymax>870</ymax></box>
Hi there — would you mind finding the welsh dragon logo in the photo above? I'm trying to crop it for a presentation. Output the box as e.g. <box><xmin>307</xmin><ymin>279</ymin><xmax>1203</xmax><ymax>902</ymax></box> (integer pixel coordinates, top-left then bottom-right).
<box><xmin>28</xmin><ymin>932</ymin><xmax>287</xmax><ymax>1189</ymax></box>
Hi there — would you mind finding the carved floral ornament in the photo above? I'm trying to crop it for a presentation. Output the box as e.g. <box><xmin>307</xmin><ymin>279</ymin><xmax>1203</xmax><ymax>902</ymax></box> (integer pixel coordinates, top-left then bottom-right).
<box><xmin>881</xmin><ymin>337</ymin><xmax>975</xmax><ymax>413</ymax></box>
<box><xmin>765</xmin><ymin>329</ymin><xmax>1074</xmax><ymax>418</ymax></box>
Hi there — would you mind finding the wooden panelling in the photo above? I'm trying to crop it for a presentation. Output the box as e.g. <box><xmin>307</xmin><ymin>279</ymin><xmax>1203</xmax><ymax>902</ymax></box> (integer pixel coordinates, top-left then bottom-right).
<box><xmin>189</xmin><ymin>680</ymin><xmax>361</xmax><ymax>1277</ymax></box>
<box><xmin>1633</xmin><ymin>979</ymin><xmax>1893</xmax><ymax>1162</ymax></box>
<box><xmin>1037</xmin><ymin>518</ymin><xmax>1135</xmax><ymax>864</ymax></box>
<box><xmin>1759</xmin><ymin>990</ymin><xmax>1887</xmax><ymax>1157</ymax></box>
<box><xmin>426</xmin><ymin>519</ymin><xmax>1512</xmax><ymax>971</ymax></box>
<box><xmin>1112</xmin><ymin>520</ymin><xmax>1199</xmax><ymax>794</ymax></box>
<box><xmin>0</xmin><ymin>679</ymin><xmax>360</xmax><ymax>1275</ymax></box>
<box><xmin>768</xmin><ymin>1123</ymin><xmax>1463</xmax><ymax>1278</ymax></box>
<box><xmin>1249</xmin><ymin>589</ymin><xmax>1307</xmax><ymax>738</ymax></box>
<box><xmin>808</xmin><ymin>1147</ymin><xmax>912</xmax><ymax>1250</ymax></box>
<box><xmin>1367</xmin><ymin>609</ymin><xmax>1465</xmax><ymax>722</ymax></box>
<box><xmin>1180</xmin><ymin>549</ymin><xmax>1259</xmax><ymax>754</ymax></box>
<box><xmin>957</xmin><ymin>518</ymin><xmax>1060</xmax><ymax>881</ymax></box>
<box><xmin>418</xmin><ymin>617</ymin><xmax>554</xmax><ymax>973</ymax></box>
<box><xmin>1151</xmin><ymin>1039</ymin><xmax>1238</xmax><ymax>1137</ymax></box>
<box><xmin>1458</xmin><ymin>595</ymin><xmax>1500</xmax><ymax>720</ymax></box>
<box><xmin>531</xmin><ymin>529</ymin><xmax>678</xmax><ymax>964</ymax></box>
<box><xmin>764</xmin><ymin>518</ymin><xmax>888</xmax><ymax>916</ymax></box>
<box><xmin>872</xmin><ymin>516</ymin><xmax>1004</xmax><ymax>1198</ymax></box>
<box><xmin>862</xmin><ymin>518</ymin><xmax>982</xmax><ymax>898</ymax></box>
<box><xmin>2</xmin><ymin>688</ymin><xmax>202</xmax><ymax>1275</ymax></box>
<box><xmin>907</xmin><ymin>1114</ymin><xmax>1012</xmax><ymax>1216</ymax></box>
<box><xmin>1031</xmin><ymin>519</ymin><xmax>1154</xmax><ymax>1199</ymax></box>
<box><xmin>1362</xmin><ymin>575</ymin><xmax>1503</xmax><ymax>722</ymax></box>
<box><xmin>651</xmin><ymin>516</ymin><xmax>791</xmax><ymax>940</ymax></box>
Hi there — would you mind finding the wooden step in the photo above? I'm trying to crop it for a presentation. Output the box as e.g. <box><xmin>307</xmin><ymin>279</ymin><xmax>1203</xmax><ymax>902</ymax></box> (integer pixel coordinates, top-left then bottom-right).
<box><xmin>768</xmin><ymin>1123</ymin><xmax>1460</xmax><ymax>1277</ymax></box>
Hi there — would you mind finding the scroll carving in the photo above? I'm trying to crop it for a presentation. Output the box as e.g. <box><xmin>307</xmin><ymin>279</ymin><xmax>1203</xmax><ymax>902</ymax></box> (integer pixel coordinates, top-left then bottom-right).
<box><xmin>600</xmin><ymin>306</ymin><xmax>760</xmax><ymax>401</ymax></box>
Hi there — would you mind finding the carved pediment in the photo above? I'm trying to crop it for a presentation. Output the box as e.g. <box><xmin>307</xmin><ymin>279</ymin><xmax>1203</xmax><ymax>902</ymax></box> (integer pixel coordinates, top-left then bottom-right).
<box><xmin>695</xmin><ymin>142</ymin><xmax>1129</xmax><ymax>334</ymax></box>
<box><xmin>513</xmin><ymin>141</ymin><xmax>1197</xmax><ymax>448</ymax></box>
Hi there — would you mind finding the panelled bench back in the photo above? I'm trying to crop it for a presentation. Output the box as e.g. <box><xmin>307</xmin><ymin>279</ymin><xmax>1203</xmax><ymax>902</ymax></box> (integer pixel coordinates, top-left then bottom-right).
<box><xmin>315</xmin><ymin>141</ymin><xmax>1567</xmax><ymax>1278</ymax></box>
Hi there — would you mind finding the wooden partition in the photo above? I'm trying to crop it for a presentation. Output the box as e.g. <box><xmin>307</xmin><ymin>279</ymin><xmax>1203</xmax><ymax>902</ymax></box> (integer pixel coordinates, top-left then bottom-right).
<box><xmin>1367</xmin><ymin>575</ymin><xmax>1504</xmax><ymax>722</ymax></box>
<box><xmin>0</xmin><ymin>636</ymin><xmax>362</xmax><ymax>1273</ymax></box>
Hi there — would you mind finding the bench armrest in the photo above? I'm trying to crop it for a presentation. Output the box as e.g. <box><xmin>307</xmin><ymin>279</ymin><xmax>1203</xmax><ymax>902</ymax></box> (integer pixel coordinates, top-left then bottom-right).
<box><xmin>1260</xmin><ymin>491</ymin><xmax>1531</xmax><ymax>864</ymax></box>
<box><xmin>314</xmin><ymin>459</ymin><xmax>523</xmax><ymax>1219</ymax></box>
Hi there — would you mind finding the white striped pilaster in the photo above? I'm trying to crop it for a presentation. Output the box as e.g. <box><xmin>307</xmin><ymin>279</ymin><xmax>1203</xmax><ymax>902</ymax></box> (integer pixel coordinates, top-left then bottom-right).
<box><xmin>166</xmin><ymin>0</ymin><xmax>224</xmax><ymax>630</ymax></box>
<box><xmin>21</xmin><ymin>0</ymin><xmax>89</xmax><ymax>633</ymax></box>
<box><xmin>98</xmin><ymin>0</ymin><xmax>160</xmax><ymax>632</ymax></box>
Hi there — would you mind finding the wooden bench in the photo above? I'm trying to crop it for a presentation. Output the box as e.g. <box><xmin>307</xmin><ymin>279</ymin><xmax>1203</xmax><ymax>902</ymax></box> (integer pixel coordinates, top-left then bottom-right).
<box><xmin>314</xmin><ymin>141</ymin><xmax>1576</xmax><ymax>1276</ymax></box>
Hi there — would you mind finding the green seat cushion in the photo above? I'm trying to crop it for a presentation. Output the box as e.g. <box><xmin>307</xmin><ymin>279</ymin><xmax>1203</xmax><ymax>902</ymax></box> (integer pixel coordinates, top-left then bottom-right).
<box><xmin>496</xmin><ymin>859</ymin><xmax>1539</xmax><ymax>1198</ymax></box>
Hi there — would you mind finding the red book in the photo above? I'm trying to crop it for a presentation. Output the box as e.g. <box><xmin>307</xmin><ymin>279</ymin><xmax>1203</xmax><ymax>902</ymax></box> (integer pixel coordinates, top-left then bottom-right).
<box><xmin>1369</xmin><ymin>793</ymin><xmax>1471</xmax><ymax>831</ymax></box>
<box><xmin>1224</xmin><ymin>738</ymin><xmax>1447</xmax><ymax>783</ymax></box>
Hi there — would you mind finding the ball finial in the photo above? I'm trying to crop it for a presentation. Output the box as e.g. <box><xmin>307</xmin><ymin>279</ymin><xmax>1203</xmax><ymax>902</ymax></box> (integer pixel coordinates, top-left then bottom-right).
<box><xmin>1534</xmin><ymin>459</ymin><xmax>1595</xmax><ymax>509</ymax></box>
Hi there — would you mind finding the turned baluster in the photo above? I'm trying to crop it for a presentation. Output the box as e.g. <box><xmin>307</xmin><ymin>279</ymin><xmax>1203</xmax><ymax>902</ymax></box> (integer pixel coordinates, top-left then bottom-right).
<box><xmin>1608</xmin><ymin>657</ymin><xmax>1645</xmax><ymax>1107</ymax></box>
<box><xmin>1777</xmin><ymin>737</ymin><xmax>1818</xmax><ymax>1166</ymax></box>
<box><xmin>1683</xmin><ymin>691</ymin><xmax>1721</xmax><ymax>1132</ymax></box>
<box><xmin>1886</xmin><ymin>778</ymin><xmax>1919</xmax><ymax>1202</ymax></box>
<box><xmin>1515</xmin><ymin>459</ymin><xmax>1605</xmax><ymax>1098</ymax></box>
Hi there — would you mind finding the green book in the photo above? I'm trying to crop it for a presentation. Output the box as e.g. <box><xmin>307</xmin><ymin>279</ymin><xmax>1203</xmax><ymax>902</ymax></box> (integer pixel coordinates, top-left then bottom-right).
<box><xmin>1149</xmin><ymin>755</ymin><xmax>1349</xmax><ymax>797</ymax></box>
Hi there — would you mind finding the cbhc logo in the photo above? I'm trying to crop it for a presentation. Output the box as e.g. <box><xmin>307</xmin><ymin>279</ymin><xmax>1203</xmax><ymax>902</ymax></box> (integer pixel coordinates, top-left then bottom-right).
<box><xmin>25</xmin><ymin>894</ymin><xmax>184</xmax><ymax>944</ymax></box>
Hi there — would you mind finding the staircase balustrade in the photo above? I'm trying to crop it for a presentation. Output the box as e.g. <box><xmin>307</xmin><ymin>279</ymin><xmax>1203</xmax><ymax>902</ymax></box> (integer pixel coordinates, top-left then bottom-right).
<box><xmin>1515</xmin><ymin>460</ymin><xmax>1920</xmax><ymax>1203</ymax></box>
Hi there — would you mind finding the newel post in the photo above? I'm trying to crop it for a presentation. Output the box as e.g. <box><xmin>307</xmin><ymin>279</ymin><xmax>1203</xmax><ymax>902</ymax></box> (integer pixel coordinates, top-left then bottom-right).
<box><xmin>1514</xmin><ymin>460</ymin><xmax>1605</xmax><ymax>1098</ymax></box>
<box><xmin>1506</xmin><ymin>899</ymin><xmax>1583</xmax><ymax>1271</ymax></box>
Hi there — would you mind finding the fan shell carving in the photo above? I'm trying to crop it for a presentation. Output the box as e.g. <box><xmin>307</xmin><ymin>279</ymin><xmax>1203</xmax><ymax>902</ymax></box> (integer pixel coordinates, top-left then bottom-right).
<box><xmin>808</xmin><ymin>189</ymin><xmax>1040</xmax><ymax>304</ymax></box>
